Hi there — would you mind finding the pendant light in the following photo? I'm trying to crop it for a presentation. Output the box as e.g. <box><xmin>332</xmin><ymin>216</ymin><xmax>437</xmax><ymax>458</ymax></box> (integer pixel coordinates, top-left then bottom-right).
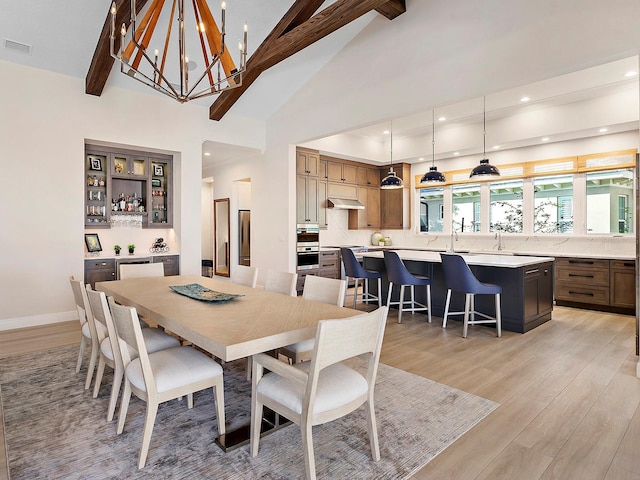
<box><xmin>470</xmin><ymin>96</ymin><xmax>500</xmax><ymax>178</ymax></box>
<box><xmin>380</xmin><ymin>121</ymin><xmax>404</xmax><ymax>189</ymax></box>
<box><xmin>420</xmin><ymin>110</ymin><xmax>447</xmax><ymax>184</ymax></box>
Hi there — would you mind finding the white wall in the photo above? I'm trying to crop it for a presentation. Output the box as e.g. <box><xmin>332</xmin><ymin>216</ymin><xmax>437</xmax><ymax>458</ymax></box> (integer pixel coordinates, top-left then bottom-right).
<box><xmin>0</xmin><ymin>60</ymin><xmax>264</xmax><ymax>329</ymax></box>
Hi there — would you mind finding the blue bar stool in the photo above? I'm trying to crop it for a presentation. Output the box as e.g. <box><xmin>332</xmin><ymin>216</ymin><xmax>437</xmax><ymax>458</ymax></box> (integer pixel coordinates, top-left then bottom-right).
<box><xmin>383</xmin><ymin>251</ymin><xmax>431</xmax><ymax>324</ymax></box>
<box><xmin>440</xmin><ymin>253</ymin><xmax>502</xmax><ymax>338</ymax></box>
<box><xmin>341</xmin><ymin>248</ymin><xmax>382</xmax><ymax>309</ymax></box>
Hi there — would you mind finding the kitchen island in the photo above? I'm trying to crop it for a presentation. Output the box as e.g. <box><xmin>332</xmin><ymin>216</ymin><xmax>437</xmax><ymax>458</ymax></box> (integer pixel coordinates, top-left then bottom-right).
<box><xmin>363</xmin><ymin>250</ymin><xmax>555</xmax><ymax>333</ymax></box>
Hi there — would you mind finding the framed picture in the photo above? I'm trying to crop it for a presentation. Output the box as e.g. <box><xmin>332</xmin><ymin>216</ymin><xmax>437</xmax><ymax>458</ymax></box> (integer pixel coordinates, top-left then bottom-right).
<box><xmin>154</xmin><ymin>164</ymin><xmax>164</xmax><ymax>177</ymax></box>
<box><xmin>84</xmin><ymin>233</ymin><xmax>102</xmax><ymax>253</ymax></box>
<box><xmin>152</xmin><ymin>179</ymin><xmax>161</xmax><ymax>187</ymax></box>
<box><xmin>89</xmin><ymin>156</ymin><xmax>102</xmax><ymax>171</ymax></box>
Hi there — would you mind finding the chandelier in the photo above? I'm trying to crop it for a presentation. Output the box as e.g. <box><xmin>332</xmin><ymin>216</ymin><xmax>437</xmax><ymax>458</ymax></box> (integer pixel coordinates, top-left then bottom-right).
<box><xmin>109</xmin><ymin>0</ymin><xmax>248</xmax><ymax>103</ymax></box>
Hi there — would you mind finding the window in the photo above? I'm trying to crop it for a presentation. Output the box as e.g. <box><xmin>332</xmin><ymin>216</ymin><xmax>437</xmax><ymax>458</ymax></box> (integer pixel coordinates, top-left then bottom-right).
<box><xmin>419</xmin><ymin>187</ymin><xmax>444</xmax><ymax>232</ymax></box>
<box><xmin>452</xmin><ymin>184</ymin><xmax>480</xmax><ymax>232</ymax></box>
<box><xmin>586</xmin><ymin>169</ymin><xmax>634</xmax><ymax>234</ymax></box>
<box><xmin>490</xmin><ymin>180</ymin><xmax>523</xmax><ymax>232</ymax></box>
<box><xmin>533</xmin><ymin>175</ymin><xmax>574</xmax><ymax>233</ymax></box>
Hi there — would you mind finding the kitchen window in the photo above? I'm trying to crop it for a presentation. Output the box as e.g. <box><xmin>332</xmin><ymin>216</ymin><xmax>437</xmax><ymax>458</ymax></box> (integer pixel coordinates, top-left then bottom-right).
<box><xmin>419</xmin><ymin>187</ymin><xmax>444</xmax><ymax>232</ymax></box>
<box><xmin>452</xmin><ymin>184</ymin><xmax>480</xmax><ymax>232</ymax></box>
<box><xmin>533</xmin><ymin>175</ymin><xmax>574</xmax><ymax>233</ymax></box>
<box><xmin>586</xmin><ymin>168</ymin><xmax>634</xmax><ymax>234</ymax></box>
<box><xmin>490</xmin><ymin>180</ymin><xmax>523</xmax><ymax>233</ymax></box>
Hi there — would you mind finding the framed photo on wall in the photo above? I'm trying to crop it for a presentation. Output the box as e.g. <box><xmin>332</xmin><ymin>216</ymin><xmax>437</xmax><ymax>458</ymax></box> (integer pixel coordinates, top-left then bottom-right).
<box><xmin>84</xmin><ymin>233</ymin><xmax>102</xmax><ymax>253</ymax></box>
<box><xmin>89</xmin><ymin>156</ymin><xmax>102</xmax><ymax>171</ymax></box>
<box><xmin>154</xmin><ymin>164</ymin><xmax>164</xmax><ymax>177</ymax></box>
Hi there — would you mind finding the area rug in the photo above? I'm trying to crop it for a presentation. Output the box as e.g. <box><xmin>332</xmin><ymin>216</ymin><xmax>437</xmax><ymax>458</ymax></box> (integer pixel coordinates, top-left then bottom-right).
<box><xmin>0</xmin><ymin>345</ymin><xmax>498</xmax><ymax>479</ymax></box>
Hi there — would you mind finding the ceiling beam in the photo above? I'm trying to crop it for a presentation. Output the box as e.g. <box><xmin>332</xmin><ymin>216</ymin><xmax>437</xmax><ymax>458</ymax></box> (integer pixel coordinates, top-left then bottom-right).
<box><xmin>209</xmin><ymin>0</ymin><xmax>405</xmax><ymax>120</ymax></box>
<box><xmin>375</xmin><ymin>0</ymin><xmax>407</xmax><ymax>20</ymax></box>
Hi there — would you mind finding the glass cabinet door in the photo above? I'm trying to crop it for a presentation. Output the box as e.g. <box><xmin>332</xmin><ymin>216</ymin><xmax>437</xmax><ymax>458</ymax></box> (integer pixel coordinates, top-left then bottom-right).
<box><xmin>85</xmin><ymin>152</ymin><xmax>109</xmax><ymax>227</ymax></box>
<box><xmin>149</xmin><ymin>159</ymin><xmax>172</xmax><ymax>227</ymax></box>
<box><xmin>111</xmin><ymin>153</ymin><xmax>147</xmax><ymax>177</ymax></box>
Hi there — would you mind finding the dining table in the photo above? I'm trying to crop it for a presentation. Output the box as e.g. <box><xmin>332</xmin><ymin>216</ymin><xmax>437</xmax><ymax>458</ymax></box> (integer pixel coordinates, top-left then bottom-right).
<box><xmin>95</xmin><ymin>274</ymin><xmax>358</xmax><ymax>450</ymax></box>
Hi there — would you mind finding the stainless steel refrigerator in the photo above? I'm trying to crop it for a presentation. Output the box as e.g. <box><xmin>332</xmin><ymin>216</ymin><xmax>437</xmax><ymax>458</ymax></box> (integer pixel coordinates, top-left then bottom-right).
<box><xmin>239</xmin><ymin>210</ymin><xmax>251</xmax><ymax>266</ymax></box>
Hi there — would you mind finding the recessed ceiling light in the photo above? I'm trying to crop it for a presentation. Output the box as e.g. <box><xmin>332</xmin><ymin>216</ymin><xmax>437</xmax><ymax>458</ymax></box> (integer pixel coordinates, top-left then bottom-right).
<box><xmin>625</xmin><ymin>71</ymin><xmax>637</xmax><ymax>77</ymax></box>
<box><xmin>493</xmin><ymin>145</ymin><xmax>500</xmax><ymax>150</ymax></box>
<box><xmin>453</xmin><ymin>152</ymin><xmax>460</xmax><ymax>156</ymax></box>
<box><xmin>438</xmin><ymin>116</ymin><xmax>446</xmax><ymax>122</ymax></box>
<box><xmin>520</xmin><ymin>96</ymin><xmax>530</xmax><ymax>102</ymax></box>
<box><xmin>541</xmin><ymin>137</ymin><xmax>549</xmax><ymax>142</ymax></box>
<box><xmin>419</xmin><ymin>157</ymin><xmax>425</xmax><ymax>161</ymax></box>
<box><xmin>599</xmin><ymin>128</ymin><xmax>608</xmax><ymax>133</ymax></box>
<box><xmin>382</xmin><ymin>130</ymin><xmax>390</xmax><ymax>135</ymax></box>
<box><xmin>204</xmin><ymin>152</ymin><xmax>211</xmax><ymax>156</ymax></box>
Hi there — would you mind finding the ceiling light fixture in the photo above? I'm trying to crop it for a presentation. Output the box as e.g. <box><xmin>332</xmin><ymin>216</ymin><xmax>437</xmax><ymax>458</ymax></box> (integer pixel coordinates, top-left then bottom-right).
<box><xmin>380</xmin><ymin>121</ymin><xmax>404</xmax><ymax>189</ymax></box>
<box><xmin>599</xmin><ymin>127</ymin><xmax>608</xmax><ymax>133</ymax></box>
<box><xmin>470</xmin><ymin>96</ymin><xmax>500</xmax><ymax>179</ymax></box>
<box><xmin>520</xmin><ymin>96</ymin><xmax>530</xmax><ymax>102</ymax></box>
<box><xmin>109</xmin><ymin>0</ymin><xmax>248</xmax><ymax>104</ymax></box>
<box><xmin>625</xmin><ymin>71</ymin><xmax>637</xmax><ymax>77</ymax></box>
<box><xmin>420</xmin><ymin>110</ymin><xmax>446</xmax><ymax>184</ymax></box>
<box><xmin>438</xmin><ymin>116</ymin><xmax>446</xmax><ymax>121</ymax></box>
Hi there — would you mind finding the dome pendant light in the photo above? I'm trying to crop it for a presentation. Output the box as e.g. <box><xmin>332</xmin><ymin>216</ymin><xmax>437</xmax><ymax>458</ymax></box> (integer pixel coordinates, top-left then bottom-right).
<box><xmin>380</xmin><ymin>121</ymin><xmax>404</xmax><ymax>189</ymax></box>
<box><xmin>420</xmin><ymin>110</ymin><xmax>447</xmax><ymax>184</ymax></box>
<box><xmin>470</xmin><ymin>96</ymin><xmax>500</xmax><ymax>178</ymax></box>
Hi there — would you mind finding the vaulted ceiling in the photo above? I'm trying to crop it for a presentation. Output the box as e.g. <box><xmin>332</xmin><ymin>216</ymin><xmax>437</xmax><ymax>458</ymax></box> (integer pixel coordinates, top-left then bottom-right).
<box><xmin>85</xmin><ymin>0</ymin><xmax>406</xmax><ymax>120</ymax></box>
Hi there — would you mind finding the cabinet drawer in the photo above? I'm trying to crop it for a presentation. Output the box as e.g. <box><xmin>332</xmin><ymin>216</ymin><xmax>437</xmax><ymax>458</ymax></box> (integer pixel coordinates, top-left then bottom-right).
<box><xmin>555</xmin><ymin>267</ymin><xmax>609</xmax><ymax>286</ymax></box>
<box><xmin>85</xmin><ymin>259</ymin><xmax>116</xmax><ymax>271</ymax></box>
<box><xmin>555</xmin><ymin>257</ymin><xmax>609</xmax><ymax>269</ymax></box>
<box><xmin>153</xmin><ymin>255</ymin><xmax>180</xmax><ymax>276</ymax></box>
<box><xmin>555</xmin><ymin>283</ymin><xmax>609</xmax><ymax>305</ymax></box>
<box><xmin>610</xmin><ymin>259</ymin><xmax>635</xmax><ymax>270</ymax></box>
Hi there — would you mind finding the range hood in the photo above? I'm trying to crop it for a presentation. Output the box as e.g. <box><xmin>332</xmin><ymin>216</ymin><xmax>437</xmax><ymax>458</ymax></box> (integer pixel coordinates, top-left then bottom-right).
<box><xmin>327</xmin><ymin>198</ymin><xmax>365</xmax><ymax>210</ymax></box>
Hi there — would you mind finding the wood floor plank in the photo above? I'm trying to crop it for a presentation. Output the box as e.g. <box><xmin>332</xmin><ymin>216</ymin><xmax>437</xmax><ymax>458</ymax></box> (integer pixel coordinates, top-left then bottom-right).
<box><xmin>475</xmin><ymin>442</ymin><xmax>554</xmax><ymax>480</ymax></box>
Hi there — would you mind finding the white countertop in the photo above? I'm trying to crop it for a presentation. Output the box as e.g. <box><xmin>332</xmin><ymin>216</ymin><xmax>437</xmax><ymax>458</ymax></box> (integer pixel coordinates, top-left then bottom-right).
<box><xmin>363</xmin><ymin>249</ymin><xmax>555</xmax><ymax>268</ymax></box>
<box><xmin>84</xmin><ymin>252</ymin><xmax>178</xmax><ymax>260</ymax></box>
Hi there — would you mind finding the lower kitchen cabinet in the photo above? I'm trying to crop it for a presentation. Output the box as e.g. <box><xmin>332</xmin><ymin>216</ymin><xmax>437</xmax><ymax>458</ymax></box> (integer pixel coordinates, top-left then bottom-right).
<box><xmin>153</xmin><ymin>255</ymin><xmax>180</xmax><ymax>276</ymax></box>
<box><xmin>296</xmin><ymin>250</ymin><xmax>341</xmax><ymax>294</ymax></box>
<box><xmin>84</xmin><ymin>258</ymin><xmax>116</xmax><ymax>289</ymax></box>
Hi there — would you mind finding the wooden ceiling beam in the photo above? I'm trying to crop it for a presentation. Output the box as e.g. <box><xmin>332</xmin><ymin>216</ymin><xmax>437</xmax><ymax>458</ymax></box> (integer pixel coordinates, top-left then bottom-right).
<box><xmin>209</xmin><ymin>0</ymin><xmax>404</xmax><ymax>120</ymax></box>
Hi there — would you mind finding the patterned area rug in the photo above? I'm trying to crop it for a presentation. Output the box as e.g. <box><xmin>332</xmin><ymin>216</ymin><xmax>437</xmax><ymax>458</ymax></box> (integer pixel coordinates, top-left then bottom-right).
<box><xmin>0</xmin><ymin>345</ymin><xmax>497</xmax><ymax>479</ymax></box>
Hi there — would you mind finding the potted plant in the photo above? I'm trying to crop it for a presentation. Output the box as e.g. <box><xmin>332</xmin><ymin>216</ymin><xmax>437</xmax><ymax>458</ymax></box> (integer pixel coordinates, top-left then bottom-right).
<box><xmin>114</xmin><ymin>244</ymin><xmax>121</xmax><ymax>256</ymax></box>
<box><xmin>128</xmin><ymin>244</ymin><xmax>135</xmax><ymax>255</ymax></box>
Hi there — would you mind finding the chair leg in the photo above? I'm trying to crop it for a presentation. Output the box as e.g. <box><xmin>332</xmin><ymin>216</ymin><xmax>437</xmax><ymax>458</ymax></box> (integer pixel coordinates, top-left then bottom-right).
<box><xmin>76</xmin><ymin>336</ymin><xmax>87</xmax><ymax>373</ymax></box>
<box><xmin>410</xmin><ymin>285</ymin><xmax>415</xmax><ymax>315</ymax></box>
<box><xmin>463</xmin><ymin>294</ymin><xmax>472</xmax><ymax>338</ymax></box>
<box><xmin>117</xmin><ymin>381</ymin><xmax>132</xmax><ymax>435</ymax></box>
<box><xmin>302</xmin><ymin>420</ymin><xmax>316</xmax><ymax>480</ymax></box>
<box><xmin>250</xmin><ymin>399</ymin><xmax>263</xmax><ymax>457</ymax></box>
<box><xmin>365</xmin><ymin>396</ymin><xmax>380</xmax><ymax>461</ymax></box>
<box><xmin>364</xmin><ymin>278</ymin><xmax>369</xmax><ymax>305</ymax></box>
<box><xmin>246</xmin><ymin>356</ymin><xmax>252</xmax><ymax>382</ymax></box>
<box><xmin>495</xmin><ymin>293</ymin><xmax>502</xmax><ymax>337</ymax></box>
<box><xmin>84</xmin><ymin>344</ymin><xmax>99</xmax><ymax>390</ymax></box>
<box><xmin>93</xmin><ymin>357</ymin><xmax>106</xmax><ymax>398</ymax></box>
<box><xmin>353</xmin><ymin>278</ymin><xmax>359</xmax><ymax>309</ymax></box>
<box><xmin>443</xmin><ymin>289</ymin><xmax>452</xmax><ymax>328</ymax></box>
<box><xmin>377</xmin><ymin>278</ymin><xmax>382</xmax><ymax>307</ymax></box>
<box><xmin>107</xmin><ymin>366</ymin><xmax>124</xmax><ymax>421</ymax></box>
<box><xmin>386</xmin><ymin>282</ymin><xmax>393</xmax><ymax>309</ymax></box>
<box><xmin>344</xmin><ymin>276</ymin><xmax>350</xmax><ymax>307</ymax></box>
<box><xmin>187</xmin><ymin>392</ymin><xmax>194</xmax><ymax>409</ymax></box>
<box><xmin>398</xmin><ymin>285</ymin><xmax>405</xmax><ymax>323</ymax></box>
<box><xmin>214</xmin><ymin>381</ymin><xmax>226</xmax><ymax>436</ymax></box>
<box><xmin>138</xmin><ymin>401</ymin><xmax>159</xmax><ymax>469</ymax></box>
<box><xmin>426</xmin><ymin>284</ymin><xmax>432</xmax><ymax>323</ymax></box>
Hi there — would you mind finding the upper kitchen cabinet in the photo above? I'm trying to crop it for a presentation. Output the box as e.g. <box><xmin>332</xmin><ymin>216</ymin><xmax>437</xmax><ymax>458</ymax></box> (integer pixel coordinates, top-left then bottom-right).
<box><xmin>327</xmin><ymin>160</ymin><xmax>357</xmax><ymax>184</ymax></box>
<box><xmin>296</xmin><ymin>148</ymin><xmax>319</xmax><ymax>176</ymax></box>
<box><xmin>357</xmin><ymin>166</ymin><xmax>381</xmax><ymax>186</ymax></box>
<box><xmin>349</xmin><ymin>186</ymin><xmax>380</xmax><ymax>229</ymax></box>
<box><xmin>85</xmin><ymin>148</ymin><xmax>110</xmax><ymax>228</ymax></box>
<box><xmin>111</xmin><ymin>152</ymin><xmax>148</xmax><ymax>178</ymax></box>
<box><xmin>380</xmin><ymin>163</ymin><xmax>411</xmax><ymax>229</ymax></box>
<box><xmin>296</xmin><ymin>174</ymin><xmax>319</xmax><ymax>224</ymax></box>
<box><xmin>149</xmin><ymin>158</ymin><xmax>173</xmax><ymax>227</ymax></box>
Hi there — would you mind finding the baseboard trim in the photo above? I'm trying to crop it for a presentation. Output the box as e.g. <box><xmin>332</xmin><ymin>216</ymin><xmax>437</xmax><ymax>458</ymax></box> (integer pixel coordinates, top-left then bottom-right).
<box><xmin>0</xmin><ymin>311</ymin><xmax>77</xmax><ymax>332</ymax></box>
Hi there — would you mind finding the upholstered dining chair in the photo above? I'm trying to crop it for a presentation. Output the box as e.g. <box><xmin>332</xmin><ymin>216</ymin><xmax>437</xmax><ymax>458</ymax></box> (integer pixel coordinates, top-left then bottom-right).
<box><xmin>264</xmin><ymin>270</ymin><xmax>298</xmax><ymax>297</ymax></box>
<box><xmin>440</xmin><ymin>253</ymin><xmax>502</xmax><ymax>338</ymax></box>
<box><xmin>383</xmin><ymin>250</ymin><xmax>432</xmax><ymax>324</ymax></box>
<box><xmin>86</xmin><ymin>286</ymin><xmax>180</xmax><ymax>421</ymax></box>
<box><xmin>278</xmin><ymin>275</ymin><xmax>347</xmax><ymax>364</ymax></box>
<box><xmin>69</xmin><ymin>276</ymin><xmax>104</xmax><ymax>390</ymax></box>
<box><xmin>231</xmin><ymin>265</ymin><xmax>259</xmax><ymax>288</ymax></box>
<box><xmin>340</xmin><ymin>247</ymin><xmax>382</xmax><ymax>309</ymax></box>
<box><xmin>119</xmin><ymin>262</ymin><xmax>164</xmax><ymax>279</ymax></box>
<box><xmin>109</xmin><ymin>300</ymin><xmax>226</xmax><ymax>469</ymax></box>
<box><xmin>251</xmin><ymin>306</ymin><xmax>389</xmax><ymax>480</ymax></box>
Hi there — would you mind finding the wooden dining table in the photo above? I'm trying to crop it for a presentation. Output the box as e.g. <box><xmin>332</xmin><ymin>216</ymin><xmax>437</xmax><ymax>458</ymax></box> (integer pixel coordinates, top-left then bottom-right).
<box><xmin>95</xmin><ymin>274</ymin><xmax>358</xmax><ymax>450</ymax></box>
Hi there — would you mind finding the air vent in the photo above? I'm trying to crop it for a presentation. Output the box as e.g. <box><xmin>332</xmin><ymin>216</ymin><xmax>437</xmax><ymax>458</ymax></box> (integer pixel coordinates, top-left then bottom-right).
<box><xmin>4</xmin><ymin>39</ymin><xmax>32</xmax><ymax>55</ymax></box>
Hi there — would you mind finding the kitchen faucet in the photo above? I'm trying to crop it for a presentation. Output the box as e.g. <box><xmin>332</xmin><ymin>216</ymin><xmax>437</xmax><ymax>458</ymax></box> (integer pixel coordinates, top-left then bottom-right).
<box><xmin>448</xmin><ymin>222</ymin><xmax>458</xmax><ymax>253</ymax></box>
<box><xmin>495</xmin><ymin>231</ymin><xmax>503</xmax><ymax>251</ymax></box>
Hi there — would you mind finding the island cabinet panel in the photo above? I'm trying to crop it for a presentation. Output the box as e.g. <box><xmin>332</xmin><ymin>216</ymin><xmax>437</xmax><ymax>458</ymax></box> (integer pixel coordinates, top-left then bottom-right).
<box><xmin>555</xmin><ymin>257</ymin><xmax>634</xmax><ymax>314</ymax></box>
<box><xmin>362</xmin><ymin>255</ymin><xmax>554</xmax><ymax>333</ymax></box>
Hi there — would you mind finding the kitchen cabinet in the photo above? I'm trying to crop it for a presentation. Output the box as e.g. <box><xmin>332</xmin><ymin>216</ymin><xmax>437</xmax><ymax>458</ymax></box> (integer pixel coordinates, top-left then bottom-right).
<box><xmin>318</xmin><ymin>250</ymin><xmax>340</xmax><ymax>279</ymax></box>
<box><xmin>318</xmin><ymin>159</ymin><xmax>328</xmax><ymax>180</ymax></box>
<box><xmin>318</xmin><ymin>180</ymin><xmax>328</xmax><ymax>229</ymax></box>
<box><xmin>357</xmin><ymin>166</ymin><xmax>381</xmax><ymax>186</ymax></box>
<box><xmin>380</xmin><ymin>163</ymin><xmax>411</xmax><ymax>229</ymax></box>
<box><xmin>349</xmin><ymin>186</ymin><xmax>380</xmax><ymax>229</ymax></box>
<box><xmin>85</xmin><ymin>144</ymin><xmax>173</xmax><ymax>229</ymax></box>
<box><xmin>327</xmin><ymin>161</ymin><xmax>357</xmax><ymax>183</ymax></box>
<box><xmin>153</xmin><ymin>254</ymin><xmax>180</xmax><ymax>276</ymax></box>
<box><xmin>296</xmin><ymin>175</ymin><xmax>319</xmax><ymax>224</ymax></box>
<box><xmin>555</xmin><ymin>257</ymin><xmax>635</xmax><ymax>314</ymax></box>
<box><xmin>296</xmin><ymin>149</ymin><xmax>319</xmax><ymax>176</ymax></box>
<box><xmin>84</xmin><ymin>258</ymin><xmax>116</xmax><ymax>288</ymax></box>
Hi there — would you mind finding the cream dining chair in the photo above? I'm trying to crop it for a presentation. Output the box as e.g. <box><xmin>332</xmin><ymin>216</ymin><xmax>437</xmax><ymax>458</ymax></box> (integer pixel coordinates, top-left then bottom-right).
<box><xmin>264</xmin><ymin>270</ymin><xmax>298</xmax><ymax>297</ymax></box>
<box><xmin>231</xmin><ymin>265</ymin><xmax>259</xmax><ymax>288</ymax></box>
<box><xmin>69</xmin><ymin>276</ymin><xmax>105</xmax><ymax>390</ymax></box>
<box><xmin>251</xmin><ymin>306</ymin><xmax>389</xmax><ymax>480</ymax></box>
<box><xmin>86</xmin><ymin>285</ymin><xmax>180</xmax><ymax>421</ymax></box>
<box><xmin>278</xmin><ymin>275</ymin><xmax>346</xmax><ymax>364</ymax></box>
<box><xmin>109</xmin><ymin>300</ymin><xmax>226</xmax><ymax>469</ymax></box>
<box><xmin>119</xmin><ymin>262</ymin><xmax>164</xmax><ymax>279</ymax></box>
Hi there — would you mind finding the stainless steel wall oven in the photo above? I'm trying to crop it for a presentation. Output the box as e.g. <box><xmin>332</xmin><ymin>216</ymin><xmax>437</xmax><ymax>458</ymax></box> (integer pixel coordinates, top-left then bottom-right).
<box><xmin>296</xmin><ymin>224</ymin><xmax>320</xmax><ymax>270</ymax></box>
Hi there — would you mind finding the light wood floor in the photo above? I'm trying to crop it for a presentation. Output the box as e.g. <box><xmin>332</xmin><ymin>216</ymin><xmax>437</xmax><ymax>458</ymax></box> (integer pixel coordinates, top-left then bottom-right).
<box><xmin>1</xmin><ymin>305</ymin><xmax>638</xmax><ymax>479</ymax></box>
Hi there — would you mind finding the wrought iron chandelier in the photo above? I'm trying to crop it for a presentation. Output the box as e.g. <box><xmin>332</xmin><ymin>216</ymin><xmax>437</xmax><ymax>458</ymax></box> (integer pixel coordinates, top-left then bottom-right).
<box><xmin>109</xmin><ymin>0</ymin><xmax>247</xmax><ymax>103</ymax></box>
